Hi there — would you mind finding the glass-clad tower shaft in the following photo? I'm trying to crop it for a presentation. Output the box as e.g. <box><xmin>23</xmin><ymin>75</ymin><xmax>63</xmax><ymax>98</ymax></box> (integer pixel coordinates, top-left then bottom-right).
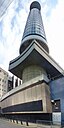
<box><xmin>19</xmin><ymin>1</ymin><xmax>49</xmax><ymax>54</ymax></box>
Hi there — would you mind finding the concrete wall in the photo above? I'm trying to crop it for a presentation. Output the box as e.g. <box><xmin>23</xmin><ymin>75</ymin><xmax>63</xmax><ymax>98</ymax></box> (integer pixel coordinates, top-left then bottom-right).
<box><xmin>1</xmin><ymin>82</ymin><xmax>52</xmax><ymax>113</ymax></box>
<box><xmin>22</xmin><ymin>65</ymin><xmax>47</xmax><ymax>83</ymax></box>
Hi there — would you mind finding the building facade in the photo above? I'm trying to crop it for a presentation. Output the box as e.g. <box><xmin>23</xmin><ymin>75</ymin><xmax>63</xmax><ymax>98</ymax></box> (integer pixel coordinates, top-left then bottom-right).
<box><xmin>50</xmin><ymin>76</ymin><xmax>64</xmax><ymax>124</ymax></box>
<box><xmin>0</xmin><ymin>67</ymin><xmax>8</xmax><ymax>98</ymax></box>
<box><xmin>7</xmin><ymin>75</ymin><xmax>22</xmax><ymax>91</ymax></box>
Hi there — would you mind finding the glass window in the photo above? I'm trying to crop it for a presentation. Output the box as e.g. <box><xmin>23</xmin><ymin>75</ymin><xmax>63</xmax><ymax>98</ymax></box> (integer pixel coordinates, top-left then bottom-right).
<box><xmin>5</xmin><ymin>81</ymin><xmax>6</xmax><ymax>83</ymax></box>
<box><xmin>4</xmin><ymin>72</ymin><xmax>7</xmax><ymax>75</ymax></box>
<box><xmin>2</xmin><ymin>79</ymin><xmax>4</xmax><ymax>82</ymax></box>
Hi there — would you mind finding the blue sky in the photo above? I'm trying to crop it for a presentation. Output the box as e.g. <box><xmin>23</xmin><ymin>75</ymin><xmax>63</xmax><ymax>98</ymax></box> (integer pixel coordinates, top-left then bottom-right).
<box><xmin>0</xmin><ymin>0</ymin><xmax>64</xmax><ymax>73</ymax></box>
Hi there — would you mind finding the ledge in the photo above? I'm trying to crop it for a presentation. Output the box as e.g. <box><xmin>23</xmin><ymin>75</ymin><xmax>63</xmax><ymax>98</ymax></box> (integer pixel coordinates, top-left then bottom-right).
<box><xmin>1</xmin><ymin>74</ymin><xmax>49</xmax><ymax>101</ymax></box>
<box><xmin>9</xmin><ymin>40</ymin><xmax>64</xmax><ymax>79</ymax></box>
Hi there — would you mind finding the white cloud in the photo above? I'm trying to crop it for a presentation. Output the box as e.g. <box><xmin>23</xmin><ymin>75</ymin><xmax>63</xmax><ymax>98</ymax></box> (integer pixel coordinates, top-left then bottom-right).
<box><xmin>44</xmin><ymin>0</ymin><xmax>64</xmax><ymax>69</ymax></box>
<box><xmin>0</xmin><ymin>0</ymin><xmax>20</xmax><ymax>71</ymax></box>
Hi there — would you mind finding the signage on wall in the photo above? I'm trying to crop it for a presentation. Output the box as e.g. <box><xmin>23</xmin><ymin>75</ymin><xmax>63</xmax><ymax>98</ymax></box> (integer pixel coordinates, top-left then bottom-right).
<box><xmin>52</xmin><ymin>112</ymin><xmax>61</xmax><ymax>125</ymax></box>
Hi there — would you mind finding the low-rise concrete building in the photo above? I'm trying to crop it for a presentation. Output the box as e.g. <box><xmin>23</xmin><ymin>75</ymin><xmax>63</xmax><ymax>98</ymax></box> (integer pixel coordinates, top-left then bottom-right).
<box><xmin>0</xmin><ymin>67</ymin><xmax>8</xmax><ymax>98</ymax></box>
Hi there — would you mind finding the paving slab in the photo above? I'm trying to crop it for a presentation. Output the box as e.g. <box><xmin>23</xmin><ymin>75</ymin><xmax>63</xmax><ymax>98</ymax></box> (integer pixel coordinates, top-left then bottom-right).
<box><xmin>0</xmin><ymin>118</ymin><xmax>25</xmax><ymax>128</ymax></box>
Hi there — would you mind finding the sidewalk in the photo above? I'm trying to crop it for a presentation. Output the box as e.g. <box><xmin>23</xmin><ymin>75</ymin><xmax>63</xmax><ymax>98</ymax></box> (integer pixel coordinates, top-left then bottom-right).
<box><xmin>37</xmin><ymin>124</ymin><xmax>61</xmax><ymax>128</ymax></box>
<box><xmin>0</xmin><ymin>118</ymin><xmax>61</xmax><ymax>128</ymax></box>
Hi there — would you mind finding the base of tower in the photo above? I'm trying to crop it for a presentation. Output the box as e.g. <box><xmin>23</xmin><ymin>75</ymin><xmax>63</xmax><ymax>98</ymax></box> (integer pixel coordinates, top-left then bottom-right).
<box><xmin>2</xmin><ymin>113</ymin><xmax>52</xmax><ymax>125</ymax></box>
<box><xmin>1</xmin><ymin>75</ymin><xmax>52</xmax><ymax>125</ymax></box>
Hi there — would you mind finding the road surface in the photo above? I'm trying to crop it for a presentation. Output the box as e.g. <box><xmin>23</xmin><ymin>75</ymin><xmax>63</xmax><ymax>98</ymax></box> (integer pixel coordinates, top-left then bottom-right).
<box><xmin>0</xmin><ymin>118</ymin><xmax>61</xmax><ymax>128</ymax></box>
<box><xmin>0</xmin><ymin>118</ymin><xmax>27</xmax><ymax>128</ymax></box>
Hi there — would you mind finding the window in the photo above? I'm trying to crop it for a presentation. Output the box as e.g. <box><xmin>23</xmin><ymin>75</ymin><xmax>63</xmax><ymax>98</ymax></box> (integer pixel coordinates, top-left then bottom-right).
<box><xmin>4</xmin><ymin>72</ymin><xmax>6</xmax><ymax>75</ymax></box>
<box><xmin>4</xmin><ymin>89</ymin><xmax>6</xmax><ymax>92</ymax></box>
<box><xmin>2</xmin><ymin>79</ymin><xmax>4</xmax><ymax>82</ymax></box>
<box><xmin>5</xmin><ymin>81</ymin><xmax>6</xmax><ymax>83</ymax></box>
<box><xmin>19</xmin><ymin>80</ymin><xmax>21</xmax><ymax>85</ymax></box>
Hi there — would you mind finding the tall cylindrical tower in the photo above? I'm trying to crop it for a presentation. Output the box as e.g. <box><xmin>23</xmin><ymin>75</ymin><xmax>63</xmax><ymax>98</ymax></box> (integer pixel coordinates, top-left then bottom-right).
<box><xmin>18</xmin><ymin>1</ymin><xmax>49</xmax><ymax>83</ymax></box>
<box><xmin>5</xmin><ymin>1</ymin><xmax>63</xmax><ymax>120</ymax></box>
<box><xmin>8</xmin><ymin>0</ymin><xmax>59</xmax><ymax>119</ymax></box>
<box><xmin>19</xmin><ymin>1</ymin><xmax>49</xmax><ymax>54</ymax></box>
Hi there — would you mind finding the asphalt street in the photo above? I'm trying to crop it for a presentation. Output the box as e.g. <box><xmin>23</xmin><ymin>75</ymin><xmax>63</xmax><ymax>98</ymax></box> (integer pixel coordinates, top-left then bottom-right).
<box><xmin>0</xmin><ymin>118</ymin><xmax>27</xmax><ymax>128</ymax></box>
